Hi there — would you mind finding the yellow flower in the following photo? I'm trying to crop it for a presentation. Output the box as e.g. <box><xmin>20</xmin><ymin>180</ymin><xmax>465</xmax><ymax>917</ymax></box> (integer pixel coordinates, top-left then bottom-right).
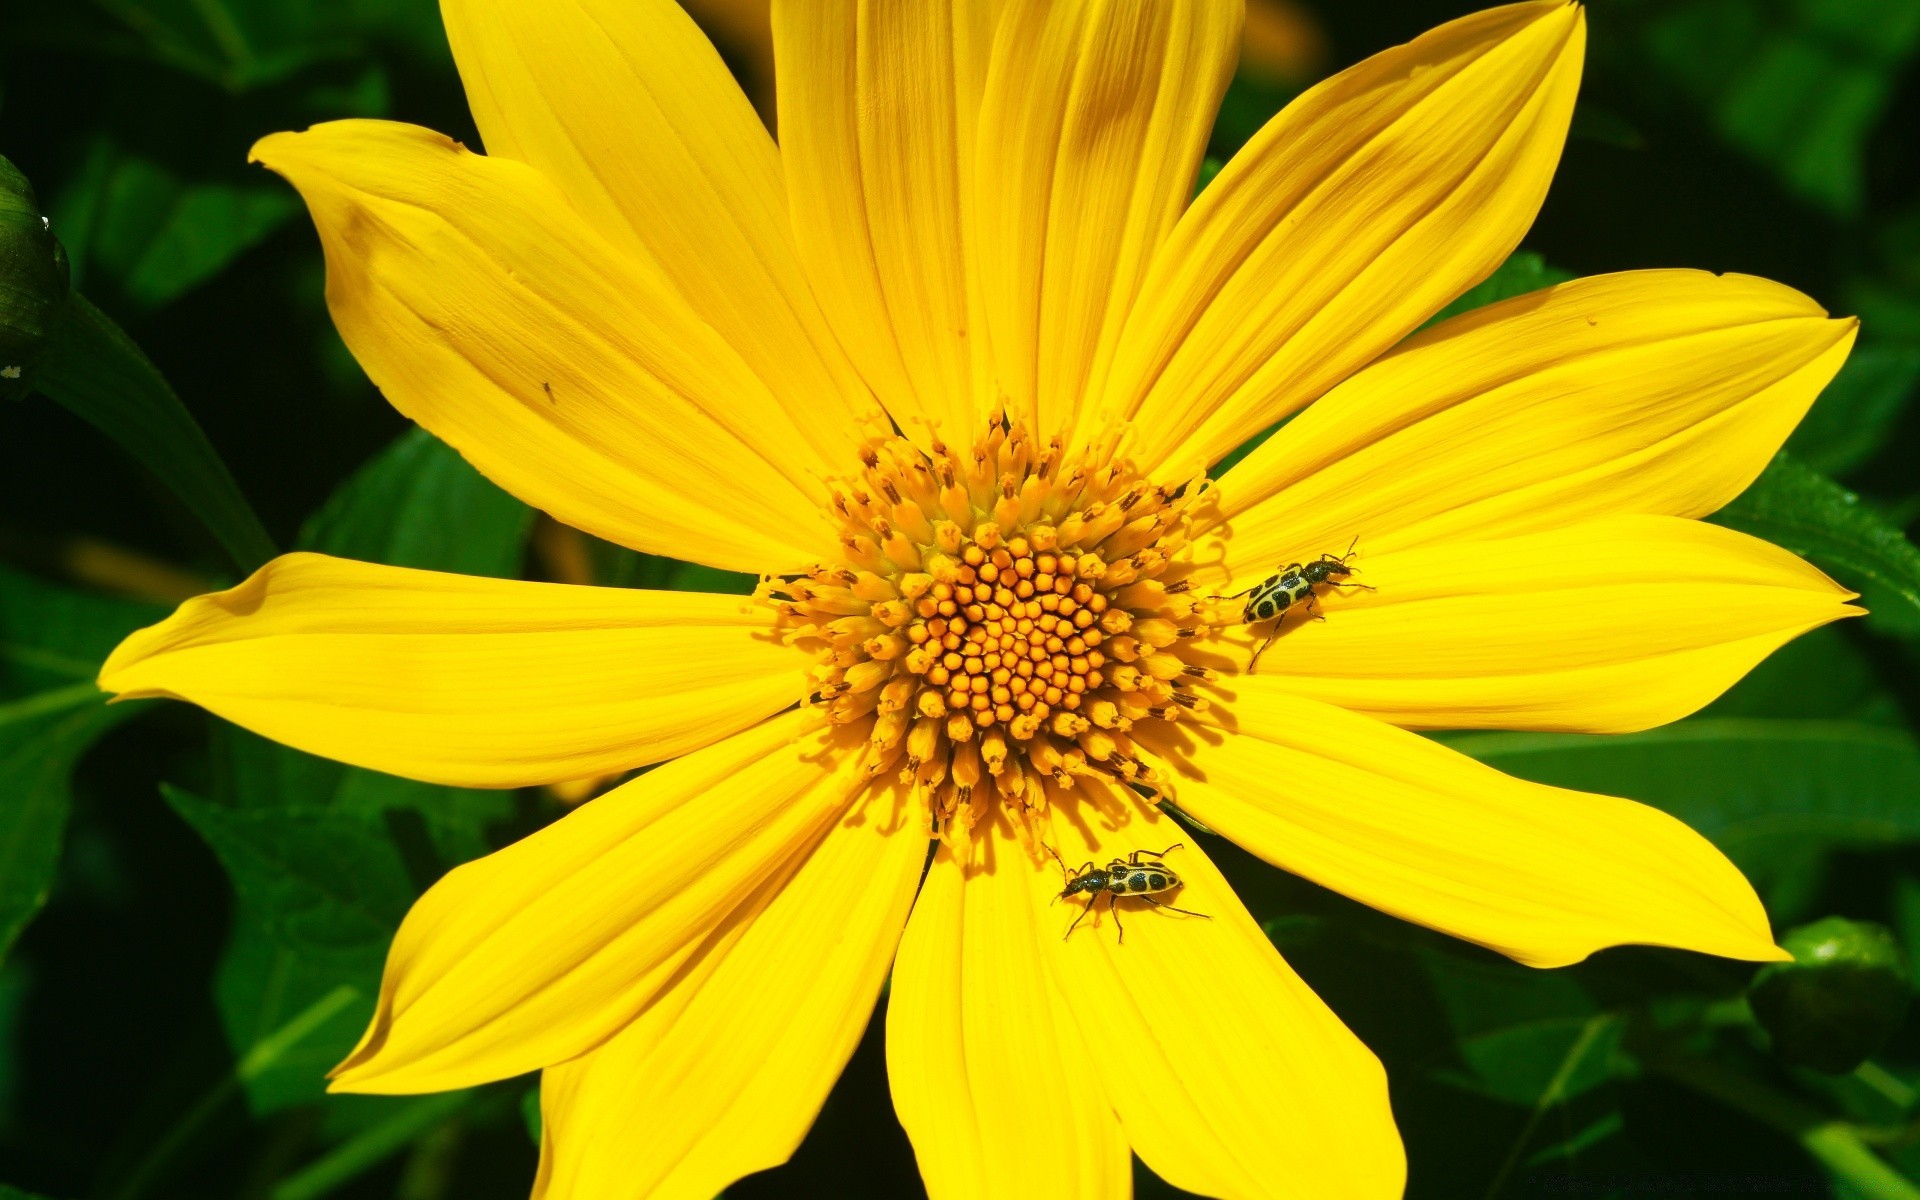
<box><xmin>99</xmin><ymin>1</ymin><xmax>1860</xmax><ymax>1196</ymax></box>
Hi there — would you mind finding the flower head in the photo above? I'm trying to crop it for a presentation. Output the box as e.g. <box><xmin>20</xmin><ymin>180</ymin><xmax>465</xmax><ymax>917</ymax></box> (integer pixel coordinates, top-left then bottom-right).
<box><xmin>99</xmin><ymin>1</ymin><xmax>1860</xmax><ymax>1196</ymax></box>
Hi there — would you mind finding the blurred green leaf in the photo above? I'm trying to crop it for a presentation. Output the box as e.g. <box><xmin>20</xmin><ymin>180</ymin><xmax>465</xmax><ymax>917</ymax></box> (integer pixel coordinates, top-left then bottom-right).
<box><xmin>0</xmin><ymin>565</ymin><xmax>159</xmax><ymax>965</ymax></box>
<box><xmin>586</xmin><ymin>540</ymin><xmax>755</xmax><ymax>595</ymax></box>
<box><xmin>302</xmin><ymin>427</ymin><xmax>530</xmax><ymax>578</ymax></box>
<box><xmin>34</xmin><ymin>294</ymin><xmax>276</xmax><ymax>573</ymax></box>
<box><xmin>1700</xmin><ymin>625</ymin><xmax>1899</xmax><ymax>724</ymax></box>
<box><xmin>0</xmin><ymin>1185</ymin><xmax>59</xmax><ymax>1199</ymax></box>
<box><xmin>162</xmin><ymin>785</ymin><xmax>406</xmax><ymax>1111</ymax></box>
<box><xmin>1631</xmin><ymin>0</ymin><xmax>1920</xmax><ymax>216</ymax></box>
<box><xmin>1712</xmin><ymin>453</ymin><xmax>1920</xmax><ymax>638</ymax></box>
<box><xmin>1425</xmin><ymin>251</ymin><xmax>1577</xmax><ymax>328</ymax></box>
<box><xmin>1447</xmin><ymin>719</ymin><xmax>1920</xmax><ymax>913</ymax></box>
<box><xmin>189</xmin><ymin>427</ymin><xmax>529</xmax><ymax>1111</ymax></box>
<box><xmin>0</xmin><ymin>694</ymin><xmax>126</xmax><ymax>966</ymax></box>
<box><xmin>1787</xmin><ymin>345</ymin><xmax>1920</xmax><ymax>478</ymax></box>
<box><xmin>1417</xmin><ymin>946</ymin><xmax>1625</xmax><ymax>1108</ymax></box>
<box><xmin>59</xmin><ymin>151</ymin><xmax>295</xmax><ymax>309</ymax></box>
<box><xmin>1205</xmin><ymin>74</ymin><xmax>1296</xmax><ymax>164</ymax></box>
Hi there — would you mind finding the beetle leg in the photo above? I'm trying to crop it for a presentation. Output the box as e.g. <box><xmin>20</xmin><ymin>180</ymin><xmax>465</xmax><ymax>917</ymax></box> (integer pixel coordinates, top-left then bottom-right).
<box><xmin>1135</xmin><ymin>843</ymin><xmax>1184</xmax><ymax>862</ymax></box>
<box><xmin>1109</xmin><ymin>892</ymin><xmax>1125</xmax><ymax>945</ymax></box>
<box><xmin>1141</xmin><ymin>895</ymin><xmax>1212</xmax><ymax>921</ymax></box>
<box><xmin>1063</xmin><ymin>898</ymin><xmax>1093</xmax><ymax>940</ymax></box>
<box><xmin>1248</xmin><ymin>631</ymin><xmax>1279</xmax><ymax>672</ymax></box>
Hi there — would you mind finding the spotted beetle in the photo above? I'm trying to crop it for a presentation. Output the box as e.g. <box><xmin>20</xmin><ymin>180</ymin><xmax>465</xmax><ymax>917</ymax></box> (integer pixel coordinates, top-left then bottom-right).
<box><xmin>1219</xmin><ymin>537</ymin><xmax>1373</xmax><ymax>671</ymax></box>
<box><xmin>1044</xmin><ymin>843</ymin><xmax>1210</xmax><ymax>942</ymax></box>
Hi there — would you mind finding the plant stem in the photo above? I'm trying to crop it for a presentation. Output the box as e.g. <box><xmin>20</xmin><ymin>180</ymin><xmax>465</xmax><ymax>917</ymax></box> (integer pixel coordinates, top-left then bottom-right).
<box><xmin>1481</xmin><ymin>1014</ymin><xmax>1618</xmax><ymax>1199</ymax></box>
<box><xmin>1858</xmin><ymin>1061</ymin><xmax>1919</xmax><ymax>1113</ymax></box>
<box><xmin>268</xmin><ymin>1093</ymin><xmax>471</xmax><ymax>1200</ymax></box>
<box><xmin>1653</xmin><ymin>1053</ymin><xmax>1920</xmax><ymax>1200</ymax></box>
<box><xmin>106</xmin><ymin>985</ymin><xmax>358</xmax><ymax>1200</ymax></box>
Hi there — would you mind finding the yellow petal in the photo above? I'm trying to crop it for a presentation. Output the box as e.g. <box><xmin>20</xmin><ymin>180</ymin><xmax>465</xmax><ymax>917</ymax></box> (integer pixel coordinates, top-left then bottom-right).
<box><xmin>252</xmin><ymin>120</ymin><xmax>839</xmax><ymax>574</ymax></box>
<box><xmin>976</xmin><ymin>0</ymin><xmax>1241</xmax><ymax>438</ymax></box>
<box><xmin>773</xmin><ymin>0</ymin><xmax>1002</xmax><ymax>443</ymax></box>
<box><xmin>442</xmin><ymin>0</ymin><xmax>880</xmax><ymax>472</ymax></box>
<box><xmin>328</xmin><ymin>710</ymin><xmax>860</xmax><ymax>1094</ymax></box>
<box><xmin>97</xmin><ymin>553</ymin><xmax>806</xmax><ymax>788</ymax></box>
<box><xmin>1201</xmin><ymin>516</ymin><xmax>1859</xmax><ymax>733</ymax></box>
<box><xmin>1084</xmin><ymin>0</ymin><xmax>1586</xmax><ymax>476</ymax></box>
<box><xmin>1035</xmin><ymin>787</ymin><xmax>1403</xmax><ymax>1200</ymax></box>
<box><xmin>1213</xmin><ymin>270</ymin><xmax>1857</xmax><ymax>572</ymax></box>
<box><xmin>535</xmin><ymin>781</ymin><xmax>926</xmax><ymax>1200</ymax></box>
<box><xmin>887</xmin><ymin>814</ymin><xmax>1129</xmax><ymax>1199</ymax></box>
<box><xmin>1161</xmin><ymin>683</ymin><xmax>1788</xmax><ymax>967</ymax></box>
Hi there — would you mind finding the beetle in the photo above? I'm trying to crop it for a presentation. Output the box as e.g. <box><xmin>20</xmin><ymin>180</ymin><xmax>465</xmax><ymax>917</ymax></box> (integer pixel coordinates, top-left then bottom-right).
<box><xmin>1043</xmin><ymin>843</ymin><xmax>1210</xmax><ymax>942</ymax></box>
<box><xmin>1219</xmin><ymin>537</ymin><xmax>1373</xmax><ymax>671</ymax></box>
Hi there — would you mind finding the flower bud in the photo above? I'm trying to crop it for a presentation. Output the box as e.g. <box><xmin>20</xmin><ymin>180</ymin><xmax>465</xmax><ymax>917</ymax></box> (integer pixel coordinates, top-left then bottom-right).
<box><xmin>0</xmin><ymin>154</ymin><xmax>70</xmax><ymax>401</ymax></box>
<box><xmin>1748</xmin><ymin>917</ymin><xmax>1910</xmax><ymax>1074</ymax></box>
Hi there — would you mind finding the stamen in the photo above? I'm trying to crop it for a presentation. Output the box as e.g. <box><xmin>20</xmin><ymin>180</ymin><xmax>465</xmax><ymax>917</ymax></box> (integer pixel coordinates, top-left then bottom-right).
<box><xmin>774</xmin><ymin>418</ymin><xmax>1216</xmax><ymax>827</ymax></box>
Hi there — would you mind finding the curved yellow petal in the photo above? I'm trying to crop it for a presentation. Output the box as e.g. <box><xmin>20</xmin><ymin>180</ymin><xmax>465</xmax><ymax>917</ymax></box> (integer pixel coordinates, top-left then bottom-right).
<box><xmin>442</xmin><ymin>0</ymin><xmax>881</xmax><ymax>471</ymax></box>
<box><xmin>1160</xmin><ymin>683</ymin><xmax>1787</xmax><ymax>968</ymax></box>
<box><xmin>773</xmin><ymin>0</ymin><xmax>1002</xmax><ymax>443</ymax></box>
<box><xmin>1084</xmin><ymin>0</ymin><xmax>1585</xmax><ymax>476</ymax></box>
<box><xmin>887</xmin><ymin>814</ymin><xmax>1129</xmax><ymax>1199</ymax></box>
<box><xmin>535</xmin><ymin>781</ymin><xmax>926</xmax><ymax>1200</ymax></box>
<box><xmin>328</xmin><ymin>710</ymin><xmax>860</xmax><ymax>1094</ymax></box>
<box><xmin>1200</xmin><ymin>516</ymin><xmax>1859</xmax><ymax>733</ymax></box>
<box><xmin>251</xmin><ymin>119</ymin><xmax>838</xmax><ymax>574</ymax></box>
<box><xmin>97</xmin><ymin>553</ymin><xmax>808</xmax><ymax>788</ymax></box>
<box><xmin>976</xmin><ymin>0</ymin><xmax>1241</xmax><ymax>438</ymax></box>
<box><xmin>1212</xmin><ymin>270</ymin><xmax>1857</xmax><ymax>573</ymax></box>
<box><xmin>1035</xmin><ymin>787</ymin><xmax>1403</xmax><ymax>1200</ymax></box>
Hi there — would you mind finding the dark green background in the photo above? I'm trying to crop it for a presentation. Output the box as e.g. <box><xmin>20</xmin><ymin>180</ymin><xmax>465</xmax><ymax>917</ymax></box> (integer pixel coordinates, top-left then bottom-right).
<box><xmin>3</xmin><ymin>0</ymin><xmax>1920</xmax><ymax>1197</ymax></box>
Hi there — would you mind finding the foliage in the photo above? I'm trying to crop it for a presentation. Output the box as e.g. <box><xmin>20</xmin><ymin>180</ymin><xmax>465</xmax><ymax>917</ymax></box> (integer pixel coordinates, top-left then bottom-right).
<box><xmin>1</xmin><ymin>0</ymin><xmax>1919</xmax><ymax>1198</ymax></box>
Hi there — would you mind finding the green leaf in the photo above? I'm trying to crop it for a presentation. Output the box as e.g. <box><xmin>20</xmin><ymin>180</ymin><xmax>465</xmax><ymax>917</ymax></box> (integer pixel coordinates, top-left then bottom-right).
<box><xmin>1413</xmin><ymin>944</ymin><xmax>1622</xmax><ymax>1107</ymax></box>
<box><xmin>1711</xmin><ymin>453</ymin><xmax>1920</xmax><ymax>638</ymax></box>
<box><xmin>1699</xmin><ymin>624</ymin><xmax>1899</xmax><ymax>724</ymax></box>
<box><xmin>164</xmin><ymin>786</ymin><xmax>408</xmax><ymax>1112</ymax></box>
<box><xmin>1786</xmin><ymin>344</ymin><xmax>1920</xmax><ymax>477</ymax></box>
<box><xmin>1633</xmin><ymin>0</ymin><xmax>1920</xmax><ymax>216</ymax></box>
<box><xmin>34</xmin><ymin>294</ymin><xmax>276</xmax><ymax>573</ymax></box>
<box><xmin>57</xmin><ymin>151</ymin><xmax>296</xmax><ymax>309</ymax></box>
<box><xmin>0</xmin><ymin>696</ymin><xmax>132</xmax><ymax>964</ymax></box>
<box><xmin>585</xmin><ymin>541</ymin><xmax>755</xmax><ymax>595</ymax></box>
<box><xmin>1205</xmin><ymin>74</ymin><xmax>1296</xmax><ymax>164</ymax></box>
<box><xmin>1425</xmin><ymin>251</ymin><xmax>1577</xmax><ymax>328</ymax></box>
<box><xmin>0</xmin><ymin>1185</ymin><xmax>60</xmax><ymax>1199</ymax></box>
<box><xmin>0</xmin><ymin>566</ymin><xmax>161</xmax><ymax>964</ymax></box>
<box><xmin>1445</xmin><ymin>719</ymin><xmax>1920</xmax><ymax>913</ymax></box>
<box><xmin>301</xmin><ymin>427</ymin><xmax>531</xmax><ymax>579</ymax></box>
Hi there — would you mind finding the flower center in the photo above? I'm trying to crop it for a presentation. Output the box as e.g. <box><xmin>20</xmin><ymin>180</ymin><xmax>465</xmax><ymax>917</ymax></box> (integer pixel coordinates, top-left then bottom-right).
<box><xmin>762</xmin><ymin>418</ymin><xmax>1220</xmax><ymax>840</ymax></box>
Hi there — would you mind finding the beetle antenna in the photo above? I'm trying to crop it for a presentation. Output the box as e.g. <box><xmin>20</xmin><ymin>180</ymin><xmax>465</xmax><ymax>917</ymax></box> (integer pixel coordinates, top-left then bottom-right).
<box><xmin>1042</xmin><ymin>842</ymin><xmax>1072</xmax><ymax>883</ymax></box>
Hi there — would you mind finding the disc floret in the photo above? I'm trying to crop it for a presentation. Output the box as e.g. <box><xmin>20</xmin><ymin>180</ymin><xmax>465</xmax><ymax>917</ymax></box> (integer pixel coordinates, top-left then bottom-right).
<box><xmin>762</xmin><ymin>419</ymin><xmax>1220</xmax><ymax>840</ymax></box>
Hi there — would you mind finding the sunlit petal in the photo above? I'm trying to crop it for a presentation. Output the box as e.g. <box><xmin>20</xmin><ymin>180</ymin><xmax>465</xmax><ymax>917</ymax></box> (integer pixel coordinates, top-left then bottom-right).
<box><xmin>99</xmin><ymin>553</ymin><xmax>806</xmax><ymax>787</ymax></box>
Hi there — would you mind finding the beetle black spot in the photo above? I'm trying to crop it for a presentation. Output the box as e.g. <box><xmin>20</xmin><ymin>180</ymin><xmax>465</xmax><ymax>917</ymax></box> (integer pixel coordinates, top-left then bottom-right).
<box><xmin>1148</xmin><ymin>873</ymin><xmax>1168</xmax><ymax>890</ymax></box>
<box><xmin>1128</xmin><ymin>872</ymin><xmax>1149</xmax><ymax>891</ymax></box>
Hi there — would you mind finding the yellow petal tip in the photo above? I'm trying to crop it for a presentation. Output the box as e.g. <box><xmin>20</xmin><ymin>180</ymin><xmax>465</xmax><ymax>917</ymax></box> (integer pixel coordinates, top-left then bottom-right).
<box><xmin>248</xmin><ymin>130</ymin><xmax>295</xmax><ymax>167</ymax></box>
